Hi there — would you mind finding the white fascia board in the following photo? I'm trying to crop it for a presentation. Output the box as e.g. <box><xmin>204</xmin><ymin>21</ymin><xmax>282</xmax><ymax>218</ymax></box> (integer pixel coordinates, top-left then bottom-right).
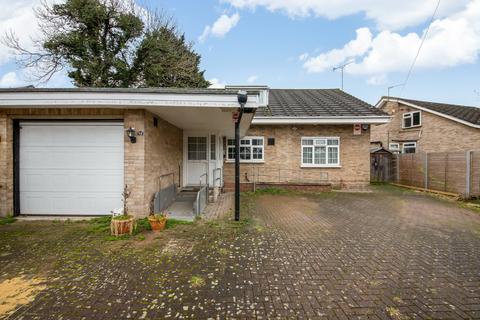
<box><xmin>0</xmin><ymin>91</ymin><xmax>261</xmax><ymax>109</ymax></box>
<box><xmin>251</xmin><ymin>116</ymin><xmax>391</xmax><ymax>125</ymax></box>
<box><xmin>377</xmin><ymin>98</ymin><xmax>480</xmax><ymax>129</ymax></box>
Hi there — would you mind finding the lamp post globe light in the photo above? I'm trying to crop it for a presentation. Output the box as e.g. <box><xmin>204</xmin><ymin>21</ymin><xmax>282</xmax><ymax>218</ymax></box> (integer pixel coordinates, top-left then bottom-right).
<box><xmin>234</xmin><ymin>90</ymin><xmax>247</xmax><ymax>221</ymax></box>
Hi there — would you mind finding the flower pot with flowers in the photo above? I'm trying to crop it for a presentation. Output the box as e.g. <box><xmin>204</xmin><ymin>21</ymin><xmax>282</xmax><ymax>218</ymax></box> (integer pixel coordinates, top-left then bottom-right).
<box><xmin>148</xmin><ymin>213</ymin><xmax>168</xmax><ymax>231</ymax></box>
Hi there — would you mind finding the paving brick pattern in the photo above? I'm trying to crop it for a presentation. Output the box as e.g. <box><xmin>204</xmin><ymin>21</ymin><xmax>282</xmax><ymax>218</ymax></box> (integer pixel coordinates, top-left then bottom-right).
<box><xmin>1</xmin><ymin>187</ymin><xmax>480</xmax><ymax>319</ymax></box>
<box><xmin>203</xmin><ymin>192</ymin><xmax>234</xmax><ymax>220</ymax></box>
<box><xmin>252</xmin><ymin>191</ymin><xmax>480</xmax><ymax>319</ymax></box>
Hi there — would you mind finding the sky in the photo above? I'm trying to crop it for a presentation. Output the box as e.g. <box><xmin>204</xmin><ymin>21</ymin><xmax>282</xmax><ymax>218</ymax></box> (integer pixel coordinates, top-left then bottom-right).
<box><xmin>0</xmin><ymin>0</ymin><xmax>479</xmax><ymax>106</ymax></box>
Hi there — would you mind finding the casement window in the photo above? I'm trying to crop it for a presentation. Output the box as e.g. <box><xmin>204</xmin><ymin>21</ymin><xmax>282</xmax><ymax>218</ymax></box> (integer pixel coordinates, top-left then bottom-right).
<box><xmin>403</xmin><ymin>111</ymin><xmax>421</xmax><ymax>128</ymax></box>
<box><xmin>301</xmin><ymin>137</ymin><xmax>340</xmax><ymax>167</ymax></box>
<box><xmin>389</xmin><ymin>143</ymin><xmax>400</xmax><ymax>153</ymax></box>
<box><xmin>226</xmin><ymin>136</ymin><xmax>264</xmax><ymax>162</ymax></box>
<box><xmin>402</xmin><ymin>142</ymin><xmax>417</xmax><ymax>154</ymax></box>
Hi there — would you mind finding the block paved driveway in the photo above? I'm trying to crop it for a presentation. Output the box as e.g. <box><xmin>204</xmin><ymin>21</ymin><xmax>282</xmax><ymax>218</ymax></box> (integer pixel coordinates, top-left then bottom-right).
<box><xmin>1</xmin><ymin>186</ymin><xmax>480</xmax><ymax>319</ymax></box>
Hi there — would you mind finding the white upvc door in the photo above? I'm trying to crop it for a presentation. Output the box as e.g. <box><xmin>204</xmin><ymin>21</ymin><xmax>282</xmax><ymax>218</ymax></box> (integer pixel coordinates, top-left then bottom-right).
<box><xmin>184</xmin><ymin>132</ymin><xmax>222</xmax><ymax>187</ymax></box>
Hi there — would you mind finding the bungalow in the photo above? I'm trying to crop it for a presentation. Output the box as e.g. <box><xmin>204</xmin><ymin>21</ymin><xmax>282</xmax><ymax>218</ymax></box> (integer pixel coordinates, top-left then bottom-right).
<box><xmin>371</xmin><ymin>97</ymin><xmax>480</xmax><ymax>154</ymax></box>
<box><xmin>0</xmin><ymin>87</ymin><xmax>389</xmax><ymax>218</ymax></box>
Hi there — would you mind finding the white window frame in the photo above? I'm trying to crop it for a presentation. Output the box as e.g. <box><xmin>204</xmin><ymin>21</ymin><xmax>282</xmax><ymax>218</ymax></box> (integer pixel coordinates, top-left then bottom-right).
<box><xmin>389</xmin><ymin>143</ymin><xmax>400</xmax><ymax>153</ymax></box>
<box><xmin>301</xmin><ymin>137</ymin><xmax>341</xmax><ymax>168</ymax></box>
<box><xmin>402</xmin><ymin>111</ymin><xmax>421</xmax><ymax>129</ymax></box>
<box><xmin>402</xmin><ymin>142</ymin><xmax>417</xmax><ymax>154</ymax></box>
<box><xmin>226</xmin><ymin>136</ymin><xmax>264</xmax><ymax>163</ymax></box>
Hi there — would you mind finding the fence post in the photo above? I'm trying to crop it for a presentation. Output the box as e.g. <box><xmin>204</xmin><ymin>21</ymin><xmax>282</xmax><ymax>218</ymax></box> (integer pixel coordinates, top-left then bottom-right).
<box><xmin>444</xmin><ymin>153</ymin><xmax>448</xmax><ymax>192</ymax></box>
<box><xmin>424</xmin><ymin>152</ymin><xmax>428</xmax><ymax>190</ymax></box>
<box><xmin>396</xmin><ymin>154</ymin><xmax>400</xmax><ymax>183</ymax></box>
<box><xmin>466</xmin><ymin>150</ymin><xmax>472</xmax><ymax>199</ymax></box>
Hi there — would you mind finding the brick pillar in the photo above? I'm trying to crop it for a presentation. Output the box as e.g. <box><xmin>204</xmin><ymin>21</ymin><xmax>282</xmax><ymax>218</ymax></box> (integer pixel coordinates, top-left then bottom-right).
<box><xmin>123</xmin><ymin>110</ymin><xmax>148</xmax><ymax>218</ymax></box>
<box><xmin>0</xmin><ymin>114</ymin><xmax>13</xmax><ymax>217</ymax></box>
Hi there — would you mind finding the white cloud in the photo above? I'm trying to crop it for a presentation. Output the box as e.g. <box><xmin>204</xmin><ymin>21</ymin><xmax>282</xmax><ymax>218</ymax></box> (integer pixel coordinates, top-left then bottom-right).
<box><xmin>208</xmin><ymin>78</ymin><xmax>226</xmax><ymax>88</ymax></box>
<box><xmin>246</xmin><ymin>75</ymin><xmax>258</xmax><ymax>83</ymax></box>
<box><xmin>223</xmin><ymin>0</ymin><xmax>469</xmax><ymax>30</ymax></box>
<box><xmin>199</xmin><ymin>13</ymin><xmax>240</xmax><ymax>42</ymax></box>
<box><xmin>302</xmin><ymin>0</ymin><xmax>480</xmax><ymax>79</ymax></box>
<box><xmin>298</xmin><ymin>53</ymin><xmax>309</xmax><ymax>61</ymax></box>
<box><xmin>0</xmin><ymin>71</ymin><xmax>23</xmax><ymax>87</ymax></box>
<box><xmin>303</xmin><ymin>28</ymin><xmax>372</xmax><ymax>73</ymax></box>
<box><xmin>367</xmin><ymin>75</ymin><xmax>387</xmax><ymax>86</ymax></box>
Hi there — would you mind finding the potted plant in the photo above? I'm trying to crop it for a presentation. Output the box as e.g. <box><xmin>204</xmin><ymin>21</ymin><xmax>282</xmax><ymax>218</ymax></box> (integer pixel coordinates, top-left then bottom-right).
<box><xmin>148</xmin><ymin>213</ymin><xmax>168</xmax><ymax>231</ymax></box>
<box><xmin>110</xmin><ymin>185</ymin><xmax>136</xmax><ymax>236</ymax></box>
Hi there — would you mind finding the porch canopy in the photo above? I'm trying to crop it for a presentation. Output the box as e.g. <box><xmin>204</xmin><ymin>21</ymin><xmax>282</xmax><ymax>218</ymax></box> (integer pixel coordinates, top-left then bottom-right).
<box><xmin>0</xmin><ymin>86</ymin><xmax>269</xmax><ymax>136</ymax></box>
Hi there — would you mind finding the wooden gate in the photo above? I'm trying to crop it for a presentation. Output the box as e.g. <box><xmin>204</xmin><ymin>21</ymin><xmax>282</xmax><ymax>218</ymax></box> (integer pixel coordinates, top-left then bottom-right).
<box><xmin>371</xmin><ymin>150</ymin><xmax>393</xmax><ymax>182</ymax></box>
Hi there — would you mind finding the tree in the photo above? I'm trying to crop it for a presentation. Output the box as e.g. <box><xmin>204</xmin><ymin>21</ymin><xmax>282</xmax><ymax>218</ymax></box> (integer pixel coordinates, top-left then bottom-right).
<box><xmin>4</xmin><ymin>0</ymin><xmax>209</xmax><ymax>88</ymax></box>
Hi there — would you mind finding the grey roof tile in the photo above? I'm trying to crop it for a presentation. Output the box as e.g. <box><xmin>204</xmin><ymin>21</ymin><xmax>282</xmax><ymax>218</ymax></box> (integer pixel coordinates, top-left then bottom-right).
<box><xmin>256</xmin><ymin>89</ymin><xmax>386</xmax><ymax>118</ymax></box>
<box><xmin>389</xmin><ymin>97</ymin><xmax>480</xmax><ymax>126</ymax></box>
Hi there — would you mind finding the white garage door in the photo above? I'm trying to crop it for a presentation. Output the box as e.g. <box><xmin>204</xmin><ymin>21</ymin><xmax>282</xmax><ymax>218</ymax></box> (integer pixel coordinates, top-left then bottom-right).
<box><xmin>20</xmin><ymin>122</ymin><xmax>124</xmax><ymax>215</ymax></box>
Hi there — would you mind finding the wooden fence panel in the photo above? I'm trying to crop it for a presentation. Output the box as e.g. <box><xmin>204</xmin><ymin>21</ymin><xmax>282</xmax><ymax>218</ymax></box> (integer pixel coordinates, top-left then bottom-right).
<box><xmin>445</xmin><ymin>152</ymin><xmax>467</xmax><ymax>195</ymax></box>
<box><xmin>396</xmin><ymin>151</ymin><xmax>479</xmax><ymax>198</ymax></box>
<box><xmin>397</xmin><ymin>153</ymin><xmax>425</xmax><ymax>188</ymax></box>
<box><xmin>427</xmin><ymin>152</ymin><xmax>448</xmax><ymax>192</ymax></box>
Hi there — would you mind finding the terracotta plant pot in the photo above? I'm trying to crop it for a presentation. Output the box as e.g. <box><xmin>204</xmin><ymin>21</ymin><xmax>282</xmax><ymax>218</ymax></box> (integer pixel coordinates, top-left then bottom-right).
<box><xmin>110</xmin><ymin>215</ymin><xmax>135</xmax><ymax>236</ymax></box>
<box><xmin>148</xmin><ymin>216</ymin><xmax>167</xmax><ymax>231</ymax></box>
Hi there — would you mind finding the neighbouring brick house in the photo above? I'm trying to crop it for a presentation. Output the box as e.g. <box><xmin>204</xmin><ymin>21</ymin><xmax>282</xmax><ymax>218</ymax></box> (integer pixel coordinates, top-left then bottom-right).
<box><xmin>0</xmin><ymin>87</ymin><xmax>388</xmax><ymax>218</ymax></box>
<box><xmin>371</xmin><ymin>97</ymin><xmax>480</xmax><ymax>154</ymax></box>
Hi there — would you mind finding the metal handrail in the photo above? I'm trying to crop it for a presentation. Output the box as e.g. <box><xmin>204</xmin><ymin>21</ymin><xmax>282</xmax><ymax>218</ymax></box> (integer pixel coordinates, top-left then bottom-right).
<box><xmin>195</xmin><ymin>171</ymin><xmax>209</xmax><ymax>215</ymax></box>
<box><xmin>195</xmin><ymin>184</ymin><xmax>208</xmax><ymax>215</ymax></box>
<box><xmin>212</xmin><ymin>168</ymin><xmax>222</xmax><ymax>188</ymax></box>
<box><xmin>157</xmin><ymin>172</ymin><xmax>175</xmax><ymax>191</ymax></box>
<box><xmin>199</xmin><ymin>172</ymin><xmax>208</xmax><ymax>188</ymax></box>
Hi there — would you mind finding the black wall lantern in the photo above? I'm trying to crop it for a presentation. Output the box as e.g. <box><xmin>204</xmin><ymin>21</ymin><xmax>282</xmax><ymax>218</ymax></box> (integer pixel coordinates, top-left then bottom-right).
<box><xmin>126</xmin><ymin>127</ymin><xmax>137</xmax><ymax>143</ymax></box>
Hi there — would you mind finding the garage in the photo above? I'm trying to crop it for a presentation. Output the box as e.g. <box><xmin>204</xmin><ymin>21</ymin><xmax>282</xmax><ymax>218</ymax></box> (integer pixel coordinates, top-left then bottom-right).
<box><xmin>18</xmin><ymin>121</ymin><xmax>124</xmax><ymax>215</ymax></box>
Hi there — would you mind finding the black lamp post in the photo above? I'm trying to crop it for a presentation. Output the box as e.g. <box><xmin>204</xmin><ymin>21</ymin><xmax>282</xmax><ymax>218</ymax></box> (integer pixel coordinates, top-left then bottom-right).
<box><xmin>235</xmin><ymin>90</ymin><xmax>248</xmax><ymax>221</ymax></box>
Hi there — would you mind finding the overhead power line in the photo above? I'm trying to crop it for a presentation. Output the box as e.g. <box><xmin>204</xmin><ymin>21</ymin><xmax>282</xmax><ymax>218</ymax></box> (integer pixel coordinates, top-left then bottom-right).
<box><xmin>399</xmin><ymin>0</ymin><xmax>441</xmax><ymax>96</ymax></box>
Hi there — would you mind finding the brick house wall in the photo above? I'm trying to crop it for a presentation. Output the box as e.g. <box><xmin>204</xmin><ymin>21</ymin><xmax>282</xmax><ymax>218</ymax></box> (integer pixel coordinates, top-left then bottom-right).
<box><xmin>223</xmin><ymin>124</ymin><xmax>371</xmax><ymax>190</ymax></box>
<box><xmin>371</xmin><ymin>101</ymin><xmax>480</xmax><ymax>153</ymax></box>
<box><xmin>0</xmin><ymin>108</ymin><xmax>182</xmax><ymax>218</ymax></box>
<box><xmin>143</xmin><ymin>111</ymin><xmax>183</xmax><ymax>215</ymax></box>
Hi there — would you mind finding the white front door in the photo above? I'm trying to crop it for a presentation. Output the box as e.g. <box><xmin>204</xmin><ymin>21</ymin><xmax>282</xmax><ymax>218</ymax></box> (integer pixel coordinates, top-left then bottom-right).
<box><xmin>19</xmin><ymin>121</ymin><xmax>124</xmax><ymax>215</ymax></box>
<box><xmin>185</xmin><ymin>134</ymin><xmax>221</xmax><ymax>186</ymax></box>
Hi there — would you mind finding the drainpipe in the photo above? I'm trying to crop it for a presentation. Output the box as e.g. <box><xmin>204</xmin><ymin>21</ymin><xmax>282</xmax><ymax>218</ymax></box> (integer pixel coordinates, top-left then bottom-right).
<box><xmin>235</xmin><ymin>91</ymin><xmax>248</xmax><ymax>221</ymax></box>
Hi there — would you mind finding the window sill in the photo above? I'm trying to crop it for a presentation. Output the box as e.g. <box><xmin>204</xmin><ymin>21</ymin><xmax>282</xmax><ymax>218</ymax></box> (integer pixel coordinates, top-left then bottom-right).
<box><xmin>301</xmin><ymin>165</ymin><xmax>342</xmax><ymax>168</ymax></box>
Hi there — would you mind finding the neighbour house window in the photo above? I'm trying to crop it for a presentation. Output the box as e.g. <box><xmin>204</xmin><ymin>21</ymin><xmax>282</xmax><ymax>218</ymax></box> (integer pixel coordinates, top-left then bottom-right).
<box><xmin>301</xmin><ymin>137</ymin><xmax>340</xmax><ymax>167</ymax></box>
<box><xmin>403</xmin><ymin>111</ymin><xmax>421</xmax><ymax>128</ymax></box>
<box><xmin>226</xmin><ymin>137</ymin><xmax>264</xmax><ymax>162</ymax></box>
<box><xmin>188</xmin><ymin>137</ymin><xmax>207</xmax><ymax>160</ymax></box>
<box><xmin>402</xmin><ymin>142</ymin><xmax>417</xmax><ymax>154</ymax></box>
<box><xmin>210</xmin><ymin>135</ymin><xmax>216</xmax><ymax>160</ymax></box>
<box><xmin>389</xmin><ymin>143</ymin><xmax>400</xmax><ymax>153</ymax></box>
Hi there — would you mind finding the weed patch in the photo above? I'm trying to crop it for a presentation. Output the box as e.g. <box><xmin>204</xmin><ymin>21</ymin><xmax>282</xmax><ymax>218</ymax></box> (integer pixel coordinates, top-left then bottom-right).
<box><xmin>190</xmin><ymin>275</ymin><xmax>205</xmax><ymax>288</ymax></box>
<box><xmin>166</xmin><ymin>219</ymin><xmax>193</xmax><ymax>229</ymax></box>
<box><xmin>87</xmin><ymin>216</ymin><xmax>111</xmax><ymax>233</ymax></box>
<box><xmin>0</xmin><ymin>216</ymin><xmax>16</xmax><ymax>225</ymax></box>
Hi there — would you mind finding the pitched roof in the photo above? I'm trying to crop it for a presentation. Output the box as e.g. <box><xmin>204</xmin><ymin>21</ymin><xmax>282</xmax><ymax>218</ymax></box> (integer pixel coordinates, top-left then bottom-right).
<box><xmin>383</xmin><ymin>97</ymin><xmax>480</xmax><ymax>127</ymax></box>
<box><xmin>256</xmin><ymin>89</ymin><xmax>386</xmax><ymax>118</ymax></box>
